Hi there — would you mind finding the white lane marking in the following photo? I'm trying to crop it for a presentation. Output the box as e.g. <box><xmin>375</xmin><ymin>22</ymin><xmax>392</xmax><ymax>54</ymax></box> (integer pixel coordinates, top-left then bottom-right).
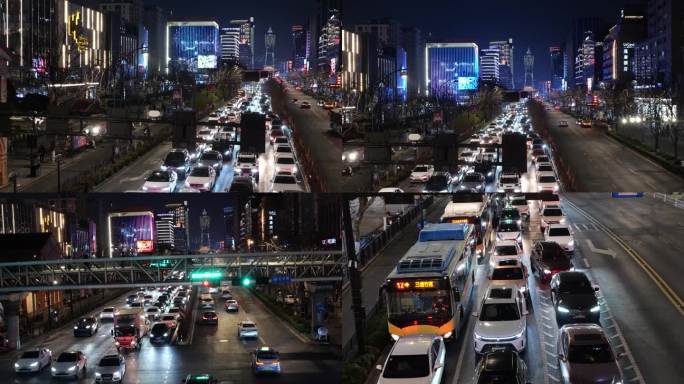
<box><xmin>450</xmin><ymin>319</ymin><xmax>470</xmax><ymax>384</ymax></box>
<box><xmin>585</xmin><ymin>239</ymin><xmax>617</xmax><ymax>258</ymax></box>
<box><xmin>583</xmin><ymin>258</ymin><xmax>591</xmax><ymax>268</ymax></box>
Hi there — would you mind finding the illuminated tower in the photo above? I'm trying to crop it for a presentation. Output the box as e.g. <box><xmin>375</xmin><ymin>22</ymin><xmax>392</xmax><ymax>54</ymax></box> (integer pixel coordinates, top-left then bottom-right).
<box><xmin>524</xmin><ymin>48</ymin><xmax>535</xmax><ymax>89</ymax></box>
<box><xmin>265</xmin><ymin>27</ymin><xmax>276</xmax><ymax>68</ymax></box>
<box><xmin>200</xmin><ymin>209</ymin><xmax>211</xmax><ymax>249</ymax></box>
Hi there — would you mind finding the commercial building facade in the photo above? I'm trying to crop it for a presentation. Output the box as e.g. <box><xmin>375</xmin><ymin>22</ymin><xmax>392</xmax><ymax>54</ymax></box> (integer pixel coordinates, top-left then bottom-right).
<box><xmin>425</xmin><ymin>42</ymin><xmax>479</xmax><ymax>99</ymax></box>
<box><xmin>166</xmin><ymin>21</ymin><xmax>219</xmax><ymax>73</ymax></box>
<box><xmin>480</xmin><ymin>47</ymin><xmax>500</xmax><ymax>85</ymax></box>
<box><xmin>489</xmin><ymin>39</ymin><xmax>514</xmax><ymax>89</ymax></box>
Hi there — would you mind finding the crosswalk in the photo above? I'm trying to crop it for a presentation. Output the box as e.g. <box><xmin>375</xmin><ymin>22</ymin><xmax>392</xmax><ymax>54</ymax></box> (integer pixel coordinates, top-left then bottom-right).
<box><xmin>570</xmin><ymin>222</ymin><xmax>600</xmax><ymax>232</ymax></box>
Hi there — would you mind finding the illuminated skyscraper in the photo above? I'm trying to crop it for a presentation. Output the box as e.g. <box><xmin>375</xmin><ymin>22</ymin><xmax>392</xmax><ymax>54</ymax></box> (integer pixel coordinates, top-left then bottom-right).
<box><xmin>265</xmin><ymin>27</ymin><xmax>276</xmax><ymax>68</ymax></box>
<box><xmin>292</xmin><ymin>24</ymin><xmax>308</xmax><ymax>71</ymax></box>
<box><xmin>550</xmin><ymin>45</ymin><xmax>565</xmax><ymax>91</ymax></box>
<box><xmin>229</xmin><ymin>17</ymin><xmax>255</xmax><ymax>68</ymax></box>
<box><xmin>489</xmin><ymin>39</ymin><xmax>515</xmax><ymax>89</ymax></box>
<box><xmin>480</xmin><ymin>48</ymin><xmax>500</xmax><ymax>85</ymax></box>
<box><xmin>425</xmin><ymin>42</ymin><xmax>479</xmax><ymax>100</ymax></box>
<box><xmin>524</xmin><ymin>48</ymin><xmax>535</xmax><ymax>89</ymax></box>
<box><xmin>200</xmin><ymin>209</ymin><xmax>210</xmax><ymax>249</ymax></box>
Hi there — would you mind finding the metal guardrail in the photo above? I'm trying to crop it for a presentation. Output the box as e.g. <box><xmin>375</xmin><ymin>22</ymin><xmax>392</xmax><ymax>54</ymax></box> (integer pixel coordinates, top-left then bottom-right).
<box><xmin>652</xmin><ymin>193</ymin><xmax>684</xmax><ymax>210</ymax></box>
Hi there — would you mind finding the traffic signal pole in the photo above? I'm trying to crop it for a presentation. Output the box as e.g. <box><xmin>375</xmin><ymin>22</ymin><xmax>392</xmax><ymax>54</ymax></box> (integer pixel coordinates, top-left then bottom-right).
<box><xmin>342</xmin><ymin>197</ymin><xmax>366</xmax><ymax>353</ymax></box>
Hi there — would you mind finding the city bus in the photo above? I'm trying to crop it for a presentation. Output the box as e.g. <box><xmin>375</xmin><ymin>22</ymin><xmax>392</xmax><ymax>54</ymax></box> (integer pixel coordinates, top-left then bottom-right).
<box><xmin>440</xmin><ymin>195</ymin><xmax>490</xmax><ymax>260</ymax></box>
<box><xmin>383</xmin><ymin>223</ymin><xmax>477</xmax><ymax>341</ymax></box>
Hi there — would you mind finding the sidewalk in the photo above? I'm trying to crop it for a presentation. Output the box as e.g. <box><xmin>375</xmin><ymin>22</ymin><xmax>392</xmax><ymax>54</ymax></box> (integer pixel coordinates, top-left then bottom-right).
<box><xmin>1</xmin><ymin>142</ymin><xmax>116</xmax><ymax>193</ymax></box>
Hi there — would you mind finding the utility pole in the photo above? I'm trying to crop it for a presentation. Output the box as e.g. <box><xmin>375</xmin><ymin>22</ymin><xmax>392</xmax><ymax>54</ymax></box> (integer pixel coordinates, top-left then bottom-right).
<box><xmin>342</xmin><ymin>196</ymin><xmax>365</xmax><ymax>353</ymax></box>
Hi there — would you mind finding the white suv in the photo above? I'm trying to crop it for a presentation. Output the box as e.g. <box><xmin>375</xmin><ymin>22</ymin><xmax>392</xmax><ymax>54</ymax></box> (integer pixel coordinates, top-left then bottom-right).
<box><xmin>376</xmin><ymin>334</ymin><xmax>445</xmax><ymax>384</ymax></box>
<box><xmin>540</xmin><ymin>205</ymin><xmax>567</xmax><ymax>231</ymax></box>
<box><xmin>498</xmin><ymin>172</ymin><xmax>521</xmax><ymax>193</ymax></box>
<box><xmin>473</xmin><ymin>285</ymin><xmax>528</xmax><ymax>354</ymax></box>
<box><xmin>490</xmin><ymin>240</ymin><xmax>524</xmax><ymax>269</ymax></box>
<box><xmin>544</xmin><ymin>224</ymin><xmax>575</xmax><ymax>253</ymax></box>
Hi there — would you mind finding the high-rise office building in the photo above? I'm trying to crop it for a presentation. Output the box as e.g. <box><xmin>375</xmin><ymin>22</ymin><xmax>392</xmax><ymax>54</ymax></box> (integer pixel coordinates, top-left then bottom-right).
<box><xmin>309</xmin><ymin>0</ymin><xmax>343</xmax><ymax>74</ymax></box>
<box><xmin>550</xmin><ymin>46</ymin><xmax>565</xmax><ymax>91</ymax></box>
<box><xmin>602</xmin><ymin>5</ymin><xmax>647</xmax><ymax>85</ymax></box>
<box><xmin>425</xmin><ymin>42</ymin><xmax>479</xmax><ymax>99</ymax></box>
<box><xmin>155</xmin><ymin>212</ymin><xmax>175</xmax><ymax>250</ymax></box>
<box><xmin>480</xmin><ymin>48</ymin><xmax>500</xmax><ymax>85</ymax></box>
<box><xmin>220</xmin><ymin>26</ymin><xmax>240</xmax><ymax>64</ymax></box>
<box><xmin>164</xmin><ymin>202</ymin><xmax>189</xmax><ymax>253</ymax></box>
<box><xmin>401</xmin><ymin>26</ymin><xmax>426</xmax><ymax>98</ymax></box>
<box><xmin>143</xmin><ymin>5</ymin><xmax>169</xmax><ymax>74</ymax></box>
<box><xmin>0</xmin><ymin>0</ymin><xmax>58</xmax><ymax>74</ymax></box>
<box><xmin>264</xmin><ymin>27</ymin><xmax>276</xmax><ymax>68</ymax></box>
<box><xmin>229</xmin><ymin>17</ymin><xmax>255</xmax><ymax>69</ymax></box>
<box><xmin>489</xmin><ymin>39</ymin><xmax>515</xmax><ymax>89</ymax></box>
<box><xmin>291</xmin><ymin>24</ymin><xmax>308</xmax><ymax>71</ymax></box>
<box><xmin>199</xmin><ymin>209</ymin><xmax>210</xmax><ymax>249</ymax></box>
<box><xmin>568</xmin><ymin>17</ymin><xmax>610</xmax><ymax>88</ymax></box>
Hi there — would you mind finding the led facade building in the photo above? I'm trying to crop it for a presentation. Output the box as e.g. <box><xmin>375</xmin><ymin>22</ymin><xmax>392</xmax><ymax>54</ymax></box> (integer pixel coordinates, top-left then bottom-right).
<box><xmin>166</xmin><ymin>21</ymin><xmax>219</xmax><ymax>73</ymax></box>
<box><xmin>264</xmin><ymin>27</ymin><xmax>275</xmax><ymax>68</ymax></box>
<box><xmin>550</xmin><ymin>46</ymin><xmax>565</xmax><ymax>91</ymax></box>
<box><xmin>489</xmin><ymin>39</ymin><xmax>514</xmax><ymax>89</ymax></box>
<box><xmin>291</xmin><ymin>24</ymin><xmax>308</xmax><ymax>71</ymax></box>
<box><xmin>60</xmin><ymin>1</ymin><xmax>108</xmax><ymax>70</ymax></box>
<box><xmin>229</xmin><ymin>18</ymin><xmax>255</xmax><ymax>69</ymax></box>
<box><xmin>0</xmin><ymin>0</ymin><xmax>58</xmax><ymax>74</ymax></box>
<box><xmin>602</xmin><ymin>6</ymin><xmax>647</xmax><ymax>85</ymax></box>
<box><xmin>220</xmin><ymin>26</ymin><xmax>240</xmax><ymax>64</ymax></box>
<box><xmin>425</xmin><ymin>42</ymin><xmax>479</xmax><ymax>99</ymax></box>
<box><xmin>155</xmin><ymin>212</ymin><xmax>174</xmax><ymax>250</ymax></box>
<box><xmin>480</xmin><ymin>48</ymin><xmax>500</xmax><ymax>85</ymax></box>
<box><xmin>341</xmin><ymin>29</ymin><xmax>364</xmax><ymax>93</ymax></box>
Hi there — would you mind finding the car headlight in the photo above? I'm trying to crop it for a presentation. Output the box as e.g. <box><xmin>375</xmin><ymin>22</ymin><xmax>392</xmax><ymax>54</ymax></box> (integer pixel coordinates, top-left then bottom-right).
<box><xmin>51</xmin><ymin>367</ymin><xmax>57</xmax><ymax>372</ymax></box>
<box><xmin>14</xmin><ymin>363</ymin><xmax>20</xmax><ymax>368</ymax></box>
<box><xmin>85</xmin><ymin>325</ymin><xmax>91</xmax><ymax>329</ymax></box>
<box><xmin>95</xmin><ymin>372</ymin><xmax>101</xmax><ymax>378</ymax></box>
<box><xmin>513</xmin><ymin>329</ymin><xmax>525</xmax><ymax>339</ymax></box>
<box><xmin>474</xmin><ymin>332</ymin><xmax>483</xmax><ymax>340</ymax></box>
<box><xmin>112</xmin><ymin>371</ymin><xmax>121</xmax><ymax>380</ymax></box>
<box><xmin>74</xmin><ymin>326</ymin><xmax>78</xmax><ymax>330</ymax></box>
<box><xmin>590</xmin><ymin>305</ymin><xmax>600</xmax><ymax>313</ymax></box>
<box><xmin>568</xmin><ymin>239</ymin><xmax>575</xmax><ymax>247</ymax></box>
<box><xmin>557</xmin><ymin>306</ymin><xmax>570</xmax><ymax>313</ymax></box>
<box><xmin>68</xmin><ymin>366</ymin><xmax>76</xmax><ymax>371</ymax></box>
<box><xmin>203</xmin><ymin>182</ymin><xmax>211</xmax><ymax>188</ymax></box>
<box><xmin>160</xmin><ymin>165</ymin><xmax>168</xmax><ymax>171</ymax></box>
<box><xmin>543</xmin><ymin>268</ymin><xmax>551</xmax><ymax>275</ymax></box>
<box><xmin>163</xmin><ymin>333</ymin><xmax>168</xmax><ymax>337</ymax></box>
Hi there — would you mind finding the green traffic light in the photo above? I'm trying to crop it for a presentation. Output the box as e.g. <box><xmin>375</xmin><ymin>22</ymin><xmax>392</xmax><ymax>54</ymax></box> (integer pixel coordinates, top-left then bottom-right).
<box><xmin>190</xmin><ymin>271</ymin><xmax>223</xmax><ymax>280</ymax></box>
<box><xmin>242</xmin><ymin>277</ymin><xmax>253</xmax><ymax>287</ymax></box>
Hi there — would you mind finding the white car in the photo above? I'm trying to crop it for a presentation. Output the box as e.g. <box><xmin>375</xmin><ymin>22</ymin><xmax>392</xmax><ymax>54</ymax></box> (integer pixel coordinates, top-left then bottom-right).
<box><xmin>270</xmin><ymin>172</ymin><xmax>304</xmax><ymax>192</ymax></box>
<box><xmin>284</xmin><ymin>294</ymin><xmax>296</xmax><ymax>305</ymax></box>
<box><xmin>14</xmin><ymin>348</ymin><xmax>52</xmax><ymax>373</ymax></box>
<box><xmin>220</xmin><ymin>289</ymin><xmax>232</xmax><ymax>300</ymax></box>
<box><xmin>225</xmin><ymin>299</ymin><xmax>239</xmax><ymax>312</ymax></box>
<box><xmin>496</xmin><ymin>220</ymin><xmax>522</xmax><ymax>244</ymax></box>
<box><xmin>94</xmin><ymin>354</ymin><xmax>126</xmax><ymax>383</ymax></box>
<box><xmin>274</xmin><ymin>153</ymin><xmax>298</xmax><ymax>175</ymax></box>
<box><xmin>238</xmin><ymin>320</ymin><xmax>259</xmax><ymax>338</ymax></box>
<box><xmin>490</xmin><ymin>240</ymin><xmax>524</xmax><ymax>269</ymax></box>
<box><xmin>498</xmin><ymin>172</ymin><xmax>521</xmax><ymax>192</ymax></box>
<box><xmin>100</xmin><ymin>307</ymin><xmax>117</xmax><ymax>321</ymax></box>
<box><xmin>409</xmin><ymin>164</ymin><xmax>435</xmax><ymax>183</ymax></box>
<box><xmin>274</xmin><ymin>144</ymin><xmax>294</xmax><ymax>156</ymax></box>
<box><xmin>142</xmin><ymin>170</ymin><xmax>178</xmax><ymax>193</ymax></box>
<box><xmin>540</xmin><ymin>205</ymin><xmax>567</xmax><ymax>230</ymax></box>
<box><xmin>375</xmin><ymin>334</ymin><xmax>445</xmax><ymax>384</ymax></box>
<box><xmin>545</xmin><ymin>224</ymin><xmax>575</xmax><ymax>253</ymax></box>
<box><xmin>473</xmin><ymin>285</ymin><xmax>528</xmax><ymax>354</ymax></box>
<box><xmin>197</xmin><ymin>127</ymin><xmax>216</xmax><ymax>142</ymax></box>
<box><xmin>145</xmin><ymin>306</ymin><xmax>161</xmax><ymax>321</ymax></box>
<box><xmin>185</xmin><ymin>165</ymin><xmax>216</xmax><ymax>192</ymax></box>
<box><xmin>537</xmin><ymin>174</ymin><xmax>559</xmax><ymax>193</ymax></box>
<box><xmin>378</xmin><ymin>187</ymin><xmax>404</xmax><ymax>193</ymax></box>
<box><xmin>200</xmin><ymin>297</ymin><xmax>215</xmax><ymax>310</ymax></box>
<box><xmin>51</xmin><ymin>351</ymin><xmax>87</xmax><ymax>379</ymax></box>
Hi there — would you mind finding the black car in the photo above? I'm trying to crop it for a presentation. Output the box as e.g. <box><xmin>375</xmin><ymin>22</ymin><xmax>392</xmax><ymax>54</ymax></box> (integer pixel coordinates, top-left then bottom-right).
<box><xmin>197</xmin><ymin>311</ymin><xmax>218</xmax><ymax>325</ymax></box>
<box><xmin>173</xmin><ymin>297</ymin><xmax>186</xmax><ymax>309</ymax></box>
<box><xmin>423</xmin><ymin>172</ymin><xmax>453</xmax><ymax>193</ymax></box>
<box><xmin>550</xmin><ymin>272</ymin><xmax>601</xmax><ymax>325</ymax></box>
<box><xmin>162</xmin><ymin>150</ymin><xmax>191</xmax><ymax>178</ymax></box>
<box><xmin>198</xmin><ymin>150</ymin><xmax>224</xmax><ymax>173</ymax></box>
<box><xmin>530</xmin><ymin>241</ymin><xmax>573</xmax><ymax>283</ymax></box>
<box><xmin>126</xmin><ymin>294</ymin><xmax>138</xmax><ymax>305</ymax></box>
<box><xmin>229</xmin><ymin>176</ymin><xmax>257</xmax><ymax>193</ymax></box>
<box><xmin>73</xmin><ymin>316</ymin><xmax>99</xmax><ymax>337</ymax></box>
<box><xmin>474</xmin><ymin>348</ymin><xmax>529</xmax><ymax>384</ymax></box>
<box><xmin>183</xmin><ymin>374</ymin><xmax>218</xmax><ymax>384</ymax></box>
<box><xmin>149</xmin><ymin>323</ymin><xmax>175</xmax><ymax>345</ymax></box>
<box><xmin>500</xmin><ymin>207</ymin><xmax>522</xmax><ymax>225</ymax></box>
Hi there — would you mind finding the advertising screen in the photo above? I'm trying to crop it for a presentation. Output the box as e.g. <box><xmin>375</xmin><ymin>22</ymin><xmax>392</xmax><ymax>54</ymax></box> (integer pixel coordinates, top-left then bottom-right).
<box><xmin>458</xmin><ymin>77</ymin><xmax>478</xmax><ymax>90</ymax></box>
<box><xmin>109</xmin><ymin>212</ymin><xmax>155</xmax><ymax>257</ymax></box>
<box><xmin>198</xmin><ymin>55</ymin><xmax>217</xmax><ymax>69</ymax></box>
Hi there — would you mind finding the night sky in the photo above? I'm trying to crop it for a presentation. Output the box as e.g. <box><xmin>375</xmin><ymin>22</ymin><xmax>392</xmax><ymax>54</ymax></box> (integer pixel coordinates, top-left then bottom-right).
<box><xmin>146</xmin><ymin>0</ymin><xmax>314</xmax><ymax>64</ymax></box>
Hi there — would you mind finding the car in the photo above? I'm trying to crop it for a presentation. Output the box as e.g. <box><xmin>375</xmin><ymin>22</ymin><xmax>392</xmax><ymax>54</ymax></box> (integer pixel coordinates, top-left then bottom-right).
<box><xmin>536</xmin><ymin>164</ymin><xmax>555</xmax><ymax>174</ymax></box>
<box><xmin>375</xmin><ymin>334</ymin><xmax>445</xmax><ymax>384</ymax></box>
<box><xmin>197</xmin><ymin>127</ymin><xmax>216</xmax><ymax>142</ymax></box>
<box><xmin>161</xmin><ymin>149</ymin><xmax>191</xmax><ymax>178</ymax></box>
<box><xmin>274</xmin><ymin>144</ymin><xmax>294</xmax><ymax>155</ymax></box>
<box><xmin>498</xmin><ymin>172</ymin><xmax>521</xmax><ymax>193</ymax></box>
<box><xmin>535</xmin><ymin>155</ymin><xmax>552</xmax><ymax>167</ymax></box>
<box><xmin>273</xmin><ymin>136</ymin><xmax>290</xmax><ymax>146</ymax></box>
<box><xmin>500</xmin><ymin>207</ymin><xmax>522</xmax><ymax>226</ymax></box>
<box><xmin>580</xmin><ymin>120</ymin><xmax>593</xmax><ymax>128</ymax></box>
<box><xmin>490</xmin><ymin>240</ymin><xmax>524</xmax><ymax>268</ymax></box>
<box><xmin>551</xmin><ymin>272</ymin><xmax>601</xmax><ymax>325</ymax></box>
<box><xmin>545</xmin><ymin>224</ymin><xmax>575</xmax><ymax>253</ymax></box>
<box><xmin>145</xmin><ymin>306</ymin><xmax>161</xmax><ymax>321</ymax></box>
<box><xmin>153</xmin><ymin>300</ymin><xmax>167</xmax><ymax>312</ymax></box>
<box><xmin>234</xmin><ymin>153</ymin><xmax>259</xmax><ymax>180</ymax></box>
<box><xmin>537</xmin><ymin>174</ymin><xmax>559</xmax><ymax>193</ymax></box>
<box><xmin>540</xmin><ymin>205</ymin><xmax>567</xmax><ymax>230</ymax></box>
<box><xmin>150</xmin><ymin>322</ymin><xmax>176</xmax><ymax>344</ymax></box>
<box><xmin>168</xmin><ymin>306</ymin><xmax>184</xmax><ymax>318</ymax></box>
<box><xmin>530</xmin><ymin>148</ymin><xmax>546</xmax><ymax>162</ymax></box>
<box><xmin>126</xmin><ymin>294</ymin><xmax>138</xmax><ymax>305</ymax></box>
<box><xmin>474</xmin><ymin>348</ymin><xmax>529</xmax><ymax>384</ymax></box>
<box><xmin>198</xmin><ymin>311</ymin><xmax>218</xmax><ymax>325</ymax></box>
<box><xmin>284</xmin><ymin>294</ymin><xmax>297</xmax><ymax>305</ymax></box>
<box><xmin>473</xmin><ymin>285</ymin><xmax>528</xmax><ymax>355</ymax></box>
<box><xmin>14</xmin><ymin>348</ymin><xmax>52</xmax><ymax>373</ymax></box>
<box><xmin>423</xmin><ymin>172</ymin><xmax>453</xmax><ymax>193</ymax></box>
<box><xmin>409</xmin><ymin>164</ymin><xmax>435</xmax><ymax>183</ymax></box>
<box><xmin>508</xmin><ymin>197</ymin><xmax>529</xmax><ymax>220</ymax></box>
<box><xmin>199</xmin><ymin>297</ymin><xmax>215</xmax><ymax>310</ymax></box>
<box><xmin>182</xmin><ymin>374</ymin><xmax>219</xmax><ymax>384</ymax></box>
<box><xmin>228</xmin><ymin>176</ymin><xmax>257</xmax><ymax>193</ymax></box>
<box><xmin>557</xmin><ymin>324</ymin><xmax>623</xmax><ymax>384</ymax></box>
<box><xmin>270</xmin><ymin>172</ymin><xmax>304</xmax><ymax>192</ymax></box>
<box><xmin>558</xmin><ymin>120</ymin><xmax>569</xmax><ymax>128</ymax></box>
<box><xmin>238</xmin><ymin>320</ymin><xmax>259</xmax><ymax>338</ymax></box>
<box><xmin>73</xmin><ymin>316</ymin><xmax>99</xmax><ymax>336</ymax></box>
<box><xmin>51</xmin><ymin>351</ymin><xmax>87</xmax><ymax>379</ymax></box>
<box><xmin>142</xmin><ymin>170</ymin><xmax>178</xmax><ymax>193</ymax></box>
<box><xmin>100</xmin><ymin>307</ymin><xmax>117</xmax><ymax>321</ymax></box>
<box><xmin>496</xmin><ymin>220</ymin><xmax>522</xmax><ymax>244</ymax></box>
<box><xmin>300</xmin><ymin>101</ymin><xmax>311</xmax><ymax>109</ymax></box>
<box><xmin>489</xmin><ymin>259</ymin><xmax>530</xmax><ymax>299</ymax></box>
<box><xmin>94</xmin><ymin>354</ymin><xmax>126</xmax><ymax>383</ymax></box>
<box><xmin>458</xmin><ymin>172</ymin><xmax>486</xmax><ymax>192</ymax></box>
<box><xmin>159</xmin><ymin>314</ymin><xmax>179</xmax><ymax>329</ymax></box>
<box><xmin>185</xmin><ymin>166</ymin><xmax>216</xmax><ymax>192</ymax></box>
<box><xmin>530</xmin><ymin>241</ymin><xmax>573</xmax><ymax>283</ymax></box>
<box><xmin>220</xmin><ymin>289</ymin><xmax>233</xmax><ymax>300</ymax></box>
<box><xmin>459</xmin><ymin>150</ymin><xmax>476</xmax><ymax>163</ymax></box>
<box><xmin>225</xmin><ymin>299</ymin><xmax>239</xmax><ymax>312</ymax></box>
<box><xmin>198</xmin><ymin>150</ymin><xmax>224</xmax><ymax>173</ymax></box>
<box><xmin>128</xmin><ymin>301</ymin><xmax>143</xmax><ymax>308</ymax></box>
<box><xmin>270</xmin><ymin>128</ymin><xmax>285</xmax><ymax>144</ymax></box>
<box><xmin>251</xmin><ymin>346</ymin><xmax>281</xmax><ymax>375</ymax></box>
<box><xmin>274</xmin><ymin>153</ymin><xmax>298</xmax><ymax>175</ymax></box>
<box><xmin>378</xmin><ymin>187</ymin><xmax>404</xmax><ymax>193</ymax></box>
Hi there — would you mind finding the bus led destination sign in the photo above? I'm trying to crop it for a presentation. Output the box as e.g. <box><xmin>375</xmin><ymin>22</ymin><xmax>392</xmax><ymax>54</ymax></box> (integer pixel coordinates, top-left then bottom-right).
<box><xmin>394</xmin><ymin>280</ymin><xmax>437</xmax><ymax>290</ymax></box>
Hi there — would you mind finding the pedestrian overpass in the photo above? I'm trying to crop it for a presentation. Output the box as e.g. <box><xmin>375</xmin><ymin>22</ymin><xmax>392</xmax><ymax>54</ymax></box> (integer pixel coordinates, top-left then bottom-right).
<box><xmin>0</xmin><ymin>250</ymin><xmax>345</xmax><ymax>293</ymax></box>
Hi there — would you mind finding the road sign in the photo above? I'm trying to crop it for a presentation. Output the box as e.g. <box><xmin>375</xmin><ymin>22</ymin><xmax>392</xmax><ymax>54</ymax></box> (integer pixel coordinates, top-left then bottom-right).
<box><xmin>611</xmin><ymin>192</ymin><xmax>644</xmax><ymax>198</ymax></box>
<box><xmin>270</xmin><ymin>275</ymin><xmax>292</xmax><ymax>284</ymax></box>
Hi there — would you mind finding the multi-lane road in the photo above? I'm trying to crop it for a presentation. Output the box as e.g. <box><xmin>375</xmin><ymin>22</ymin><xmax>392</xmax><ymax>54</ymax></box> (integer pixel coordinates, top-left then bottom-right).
<box><xmin>1</xmin><ymin>287</ymin><xmax>340</xmax><ymax>384</ymax></box>
<box><xmin>544</xmin><ymin>108</ymin><xmax>684</xmax><ymax>192</ymax></box>
<box><xmin>345</xmin><ymin>193</ymin><xmax>683</xmax><ymax>384</ymax></box>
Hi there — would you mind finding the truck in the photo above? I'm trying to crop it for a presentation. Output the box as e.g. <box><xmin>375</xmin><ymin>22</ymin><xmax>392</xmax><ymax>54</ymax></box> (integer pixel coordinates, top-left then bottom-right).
<box><xmin>112</xmin><ymin>308</ymin><xmax>149</xmax><ymax>351</ymax></box>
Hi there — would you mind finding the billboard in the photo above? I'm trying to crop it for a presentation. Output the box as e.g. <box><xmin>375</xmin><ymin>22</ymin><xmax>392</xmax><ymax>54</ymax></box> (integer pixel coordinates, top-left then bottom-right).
<box><xmin>426</xmin><ymin>43</ymin><xmax>479</xmax><ymax>97</ymax></box>
<box><xmin>167</xmin><ymin>21</ymin><xmax>220</xmax><ymax>73</ymax></box>
<box><xmin>458</xmin><ymin>77</ymin><xmax>478</xmax><ymax>90</ymax></box>
<box><xmin>198</xmin><ymin>55</ymin><xmax>217</xmax><ymax>69</ymax></box>
<box><xmin>108</xmin><ymin>211</ymin><xmax>156</xmax><ymax>257</ymax></box>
